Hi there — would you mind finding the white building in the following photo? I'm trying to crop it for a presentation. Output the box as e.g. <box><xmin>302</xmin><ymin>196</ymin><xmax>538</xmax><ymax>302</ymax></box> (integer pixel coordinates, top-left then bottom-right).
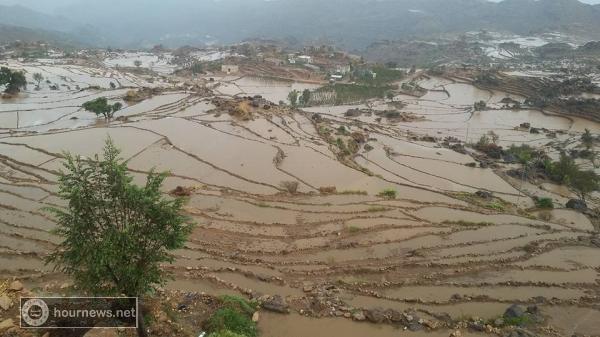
<box><xmin>297</xmin><ymin>55</ymin><xmax>312</xmax><ymax>64</ymax></box>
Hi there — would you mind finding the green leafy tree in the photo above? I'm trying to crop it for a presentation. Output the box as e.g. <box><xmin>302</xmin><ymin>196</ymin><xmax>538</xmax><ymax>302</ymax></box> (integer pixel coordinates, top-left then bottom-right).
<box><xmin>569</xmin><ymin>169</ymin><xmax>600</xmax><ymax>202</ymax></box>
<box><xmin>547</xmin><ymin>153</ymin><xmax>578</xmax><ymax>183</ymax></box>
<box><xmin>46</xmin><ymin>138</ymin><xmax>194</xmax><ymax>337</ymax></box>
<box><xmin>299</xmin><ymin>89</ymin><xmax>312</xmax><ymax>106</ymax></box>
<box><xmin>82</xmin><ymin>97</ymin><xmax>123</xmax><ymax>119</ymax></box>
<box><xmin>0</xmin><ymin>67</ymin><xmax>27</xmax><ymax>94</ymax></box>
<box><xmin>288</xmin><ymin>89</ymin><xmax>299</xmax><ymax>107</ymax></box>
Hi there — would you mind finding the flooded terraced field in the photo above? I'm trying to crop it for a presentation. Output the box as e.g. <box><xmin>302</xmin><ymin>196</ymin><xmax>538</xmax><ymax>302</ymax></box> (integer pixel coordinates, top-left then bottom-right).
<box><xmin>1</xmin><ymin>62</ymin><xmax>599</xmax><ymax>337</ymax></box>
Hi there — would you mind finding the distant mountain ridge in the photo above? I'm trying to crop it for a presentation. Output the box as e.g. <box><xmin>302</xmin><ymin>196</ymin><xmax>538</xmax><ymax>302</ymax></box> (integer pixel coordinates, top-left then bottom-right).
<box><xmin>0</xmin><ymin>4</ymin><xmax>100</xmax><ymax>46</ymax></box>
<box><xmin>0</xmin><ymin>0</ymin><xmax>598</xmax><ymax>48</ymax></box>
<box><xmin>0</xmin><ymin>24</ymin><xmax>82</xmax><ymax>46</ymax></box>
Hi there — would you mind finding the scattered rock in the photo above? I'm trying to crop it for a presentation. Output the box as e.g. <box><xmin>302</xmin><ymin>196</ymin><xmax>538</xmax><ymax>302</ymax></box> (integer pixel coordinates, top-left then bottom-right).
<box><xmin>365</xmin><ymin>308</ymin><xmax>386</xmax><ymax>323</ymax></box>
<box><xmin>0</xmin><ymin>319</ymin><xmax>14</xmax><ymax>332</ymax></box>
<box><xmin>0</xmin><ymin>295</ymin><xmax>12</xmax><ymax>311</ymax></box>
<box><xmin>421</xmin><ymin>319</ymin><xmax>438</xmax><ymax>329</ymax></box>
<box><xmin>352</xmin><ymin>311</ymin><xmax>366</xmax><ymax>321</ymax></box>
<box><xmin>9</xmin><ymin>280</ymin><xmax>23</xmax><ymax>291</ymax></box>
<box><xmin>262</xmin><ymin>295</ymin><xmax>289</xmax><ymax>313</ymax></box>
<box><xmin>385</xmin><ymin>309</ymin><xmax>403</xmax><ymax>323</ymax></box>
<box><xmin>475</xmin><ymin>190</ymin><xmax>493</xmax><ymax>199</ymax></box>
<box><xmin>494</xmin><ymin>318</ymin><xmax>505</xmax><ymax>326</ymax></box>
<box><xmin>156</xmin><ymin>311</ymin><xmax>168</xmax><ymax>323</ymax></box>
<box><xmin>504</xmin><ymin>304</ymin><xmax>525</xmax><ymax>319</ymax></box>
<box><xmin>468</xmin><ymin>322</ymin><xmax>485</xmax><ymax>332</ymax></box>
<box><xmin>450</xmin><ymin>330</ymin><xmax>462</xmax><ymax>337</ymax></box>
<box><xmin>408</xmin><ymin>321</ymin><xmax>423</xmax><ymax>331</ymax></box>
<box><xmin>252</xmin><ymin>311</ymin><xmax>260</xmax><ymax>322</ymax></box>
<box><xmin>566</xmin><ymin>199</ymin><xmax>587</xmax><ymax>210</ymax></box>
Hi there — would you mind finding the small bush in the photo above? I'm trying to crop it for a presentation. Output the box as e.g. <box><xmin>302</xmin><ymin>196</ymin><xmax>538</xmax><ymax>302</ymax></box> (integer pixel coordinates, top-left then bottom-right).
<box><xmin>319</xmin><ymin>186</ymin><xmax>337</xmax><ymax>194</ymax></box>
<box><xmin>219</xmin><ymin>295</ymin><xmax>257</xmax><ymax>315</ymax></box>
<box><xmin>536</xmin><ymin>197</ymin><xmax>554</xmax><ymax>209</ymax></box>
<box><xmin>206</xmin><ymin>308</ymin><xmax>257</xmax><ymax>337</ymax></box>
<box><xmin>503</xmin><ymin>315</ymin><xmax>532</xmax><ymax>327</ymax></box>
<box><xmin>486</xmin><ymin>202</ymin><xmax>505</xmax><ymax>211</ymax></box>
<box><xmin>280</xmin><ymin>181</ymin><xmax>299</xmax><ymax>194</ymax></box>
<box><xmin>378</xmin><ymin>188</ymin><xmax>397</xmax><ymax>199</ymax></box>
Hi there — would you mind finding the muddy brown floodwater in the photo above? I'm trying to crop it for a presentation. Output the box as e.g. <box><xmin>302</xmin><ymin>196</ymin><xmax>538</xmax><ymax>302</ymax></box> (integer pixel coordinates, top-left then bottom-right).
<box><xmin>1</xmin><ymin>62</ymin><xmax>599</xmax><ymax>337</ymax></box>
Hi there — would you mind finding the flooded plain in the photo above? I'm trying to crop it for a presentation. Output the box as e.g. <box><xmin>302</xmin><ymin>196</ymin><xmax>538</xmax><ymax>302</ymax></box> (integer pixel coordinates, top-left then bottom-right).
<box><xmin>0</xmin><ymin>61</ymin><xmax>599</xmax><ymax>337</ymax></box>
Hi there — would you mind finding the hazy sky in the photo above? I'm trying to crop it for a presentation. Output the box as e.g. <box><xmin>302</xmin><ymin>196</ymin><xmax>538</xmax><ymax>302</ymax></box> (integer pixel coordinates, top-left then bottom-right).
<box><xmin>1</xmin><ymin>0</ymin><xmax>600</xmax><ymax>14</ymax></box>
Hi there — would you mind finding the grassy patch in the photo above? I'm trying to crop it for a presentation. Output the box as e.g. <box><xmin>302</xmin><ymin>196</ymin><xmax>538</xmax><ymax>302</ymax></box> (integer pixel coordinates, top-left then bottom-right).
<box><xmin>378</xmin><ymin>188</ymin><xmax>397</xmax><ymax>199</ymax></box>
<box><xmin>502</xmin><ymin>315</ymin><xmax>532</xmax><ymax>327</ymax></box>
<box><xmin>206</xmin><ymin>308</ymin><xmax>257</xmax><ymax>337</ymax></box>
<box><xmin>347</xmin><ymin>226</ymin><xmax>361</xmax><ymax>233</ymax></box>
<box><xmin>486</xmin><ymin>202</ymin><xmax>505</xmax><ymax>211</ymax></box>
<box><xmin>535</xmin><ymin>197</ymin><xmax>554</xmax><ymax>209</ymax></box>
<box><xmin>219</xmin><ymin>295</ymin><xmax>258</xmax><ymax>316</ymax></box>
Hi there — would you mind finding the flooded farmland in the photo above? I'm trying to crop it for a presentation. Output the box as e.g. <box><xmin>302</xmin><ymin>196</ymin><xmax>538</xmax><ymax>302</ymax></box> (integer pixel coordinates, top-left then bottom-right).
<box><xmin>1</xmin><ymin>55</ymin><xmax>599</xmax><ymax>337</ymax></box>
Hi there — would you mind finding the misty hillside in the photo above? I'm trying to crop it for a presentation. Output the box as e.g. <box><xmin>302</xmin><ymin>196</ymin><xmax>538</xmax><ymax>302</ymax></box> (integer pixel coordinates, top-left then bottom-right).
<box><xmin>0</xmin><ymin>24</ymin><xmax>86</xmax><ymax>46</ymax></box>
<box><xmin>0</xmin><ymin>0</ymin><xmax>599</xmax><ymax>48</ymax></box>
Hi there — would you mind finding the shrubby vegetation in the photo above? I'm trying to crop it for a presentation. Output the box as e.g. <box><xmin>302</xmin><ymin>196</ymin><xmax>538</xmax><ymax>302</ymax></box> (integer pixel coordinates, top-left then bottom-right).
<box><xmin>542</xmin><ymin>154</ymin><xmax>599</xmax><ymax>201</ymax></box>
<box><xmin>205</xmin><ymin>296</ymin><xmax>258</xmax><ymax>337</ymax></box>
<box><xmin>474</xmin><ymin>133</ymin><xmax>502</xmax><ymax>159</ymax></box>
<box><xmin>82</xmin><ymin>97</ymin><xmax>123</xmax><ymax>119</ymax></box>
<box><xmin>46</xmin><ymin>139</ymin><xmax>194</xmax><ymax>337</ymax></box>
<box><xmin>536</xmin><ymin>197</ymin><xmax>554</xmax><ymax>209</ymax></box>
<box><xmin>0</xmin><ymin>67</ymin><xmax>27</xmax><ymax>94</ymax></box>
<box><xmin>311</xmin><ymin>83</ymin><xmax>395</xmax><ymax>105</ymax></box>
<box><xmin>378</xmin><ymin>188</ymin><xmax>397</xmax><ymax>199</ymax></box>
<box><xmin>474</xmin><ymin>100</ymin><xmax>487</xmax><ymax>111</ymax></box>
<box><xmin>206</xmin><ymin>309</ymin><xmax>257</xmax><ymax>337</ymax></box>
